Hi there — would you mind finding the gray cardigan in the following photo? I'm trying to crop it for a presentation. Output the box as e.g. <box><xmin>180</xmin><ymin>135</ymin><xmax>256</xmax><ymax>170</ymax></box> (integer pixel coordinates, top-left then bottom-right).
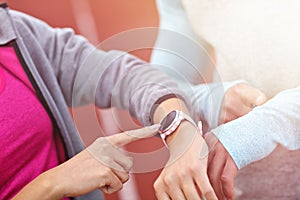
<box><xmin>0</xmin><ymin>4</ymin><xmax>187</xmax><ymax>199</ymax></box>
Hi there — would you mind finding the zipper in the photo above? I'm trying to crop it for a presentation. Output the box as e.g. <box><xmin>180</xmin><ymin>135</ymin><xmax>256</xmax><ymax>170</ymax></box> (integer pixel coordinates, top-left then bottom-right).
<box><xmin>12</xmin><ymin>41</ymin><xmax>68</xmax><ymax>162</ymax></box>
<box><xmin>0</xmin><ymin>3</ymin><xmax>8</xmax><ymax>8</ymax></box>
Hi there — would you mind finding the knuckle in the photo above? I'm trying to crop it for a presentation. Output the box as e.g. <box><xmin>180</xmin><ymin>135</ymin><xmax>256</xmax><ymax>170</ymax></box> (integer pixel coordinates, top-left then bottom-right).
<box><xmin>123</xmin><ymin>174</ymin><xmax>129</xmax><ymax>183</ymax></box>
<box><xmin>153</xmin><ymin>179</ymin><xmax>164</xmax><ymax>192</ymax></box>
<box><xmin>100</xmin><ymin>156</ymin><xmax>111</xmax><ymax>165</ymax></box>
<box><xmin>120</xmin><ymin>173</ymin><xmax>129</xmax><ymax>183</ymax></box>
<box><xmin>189</xmin><ymin>163</ymin><xmax>201</xmax><ymax>172</ymax></box>
<box><xmin>229</xmin><ymin>85</ymin><xmax>239</xmax><ymax>95</ymax></box>
<box><xmin>221</xmin><ymin>174</ymin><xmax>231</xmax><ymax>184</ymax></box>
<box><xmin>177</xmin><ymin>171</ymin><xmax>188</xmax><ymax>180</ymax></box>
<box><xmin>94</xmin><ymin>137</ymin><xmax>105</xmax><ymax>144</ymax></box>
<box><xmin>256</xmin><ymin>94</ymin><xmax>267</xmax><ymax>103</ymax></box>
<box><xmin>225</xmin><ymin>97</ymin><xmax>235</xmax><ymax>107</ymax></box>
<box><xmin>101</xmin><ymin>167</ymin><xmax>112</xmax><ymax>178</ymax></box>
<box><xmin>164</xmin><ymin>173</ymin><xmax>176</xmax><ymax>185</ymax></box>
<box><xmin>116</xmin><ymin>182</ymin><xmax>123</xmax><ymax>191</ymax></box>
<box><xmin>107</xmin><ymin>184</ymin><xmax>123</xmax><ymax>194</ymax></box>
<box><xmin>127</xmin><ymin>157</ymin><xmax>134</xmax><ymax>169</ymax></box>
<box><xmin>153</xmin><ymin>180</ymin><xmax>160</xmax><ymax>190</ymax></box>
<box><xmin>203</xmin><ymin>190</ymin><xmax>216</xmax><ymax>199</ymax></box>
<box><xmin>101</xmin><ymin>142</ymin><xmax>112</xmax><ymax>150</ymax></box>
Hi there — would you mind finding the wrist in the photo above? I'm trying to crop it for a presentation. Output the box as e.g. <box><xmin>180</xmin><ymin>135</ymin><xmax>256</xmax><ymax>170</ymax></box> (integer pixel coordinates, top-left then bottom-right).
<box><xmin>39</xmin><ymin>169</ymin><xmax>64</xmax><ymax>199</ymax></box>
<box><xmin>166</xmin><ymin>121</ymin><xmax>199</xmax><ymax>153</ymax></box>
<box><xmin>13</xmin><ymin>169</ymin><xmax>63</xmax><ymax>200</ymax></box>
<box><xmin>153</xmin><ymin>98</ymin><xmax>189</xmax><ymax>124</ymax></box>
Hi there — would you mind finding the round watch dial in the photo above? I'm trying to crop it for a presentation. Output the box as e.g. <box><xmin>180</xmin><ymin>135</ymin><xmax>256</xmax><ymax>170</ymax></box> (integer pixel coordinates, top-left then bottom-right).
<box><xmin>159</xmin><ymin>110</ymin><xmax>177</xmax><ymax>133</ymax></box>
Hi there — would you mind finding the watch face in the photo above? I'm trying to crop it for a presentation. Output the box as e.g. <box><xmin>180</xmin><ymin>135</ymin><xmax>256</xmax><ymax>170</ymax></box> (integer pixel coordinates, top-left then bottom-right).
<box><xmin>159</xmin><ymin>110</ymin><xmax>177</xmax><ymax>133</ymax></box>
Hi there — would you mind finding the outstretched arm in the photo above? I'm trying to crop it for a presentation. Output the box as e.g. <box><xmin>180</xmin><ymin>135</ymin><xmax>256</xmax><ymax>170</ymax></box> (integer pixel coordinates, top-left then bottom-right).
<box><xmin>207</xmin><ymin>86</ymin><xmax>300</xmax><ymax>199</ymax></box>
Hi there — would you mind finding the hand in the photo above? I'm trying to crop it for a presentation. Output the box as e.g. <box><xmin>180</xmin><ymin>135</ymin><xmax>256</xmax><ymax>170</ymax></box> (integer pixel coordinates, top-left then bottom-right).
<box><xmin>154</xmin><ymin>121</ymin><xmax>218</xmax><ymax>200</ymax></box>
<box><xmin>204</xmin><ymin>132</ymin><xmax>238</xmax><ymax>200</ymax></box>
<box><xmin>13</xmin><ymin>125</ymin><xmax>160</xmax><ymax>200</ymax></box>
<box><xmin>219</xmin><ymin>83</ymin><xmax>267</xmax><ymax>124</ymax></box>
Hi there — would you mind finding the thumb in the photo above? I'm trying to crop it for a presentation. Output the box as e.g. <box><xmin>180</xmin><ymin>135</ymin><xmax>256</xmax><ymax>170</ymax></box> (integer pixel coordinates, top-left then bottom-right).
<box><xmin>107</xmin><ymin>124</ymin><xmax>161</xmax><ymax>147</ymax></box>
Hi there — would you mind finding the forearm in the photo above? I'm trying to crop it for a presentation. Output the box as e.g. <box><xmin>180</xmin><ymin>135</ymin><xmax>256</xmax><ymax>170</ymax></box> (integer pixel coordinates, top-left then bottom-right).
<box><xmin>13</xmin><ymin>171</ymin><xmax>62</xmax><ymax>200</ymax></box>
<box><xmin>177</xmin><ymin>80</ymin><xmax>245</xmax><ymax>132</ymax></box>
<box><xmin>152</xmin><ymin>98</ymin><xmax>218</xmax><ymax>200</ymax></box>
<box><xmin>212</xmin><ymin>86</ymin><xmax>300</xmax><ymax>169</ymax></box>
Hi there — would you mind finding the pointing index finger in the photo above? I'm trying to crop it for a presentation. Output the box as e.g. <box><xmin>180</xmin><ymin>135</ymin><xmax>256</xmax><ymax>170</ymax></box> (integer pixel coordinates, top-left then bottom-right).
<box><xmin>107</xmin><ymin>124</ymin><xmax>161</xmax><ymax>147</ymax></box>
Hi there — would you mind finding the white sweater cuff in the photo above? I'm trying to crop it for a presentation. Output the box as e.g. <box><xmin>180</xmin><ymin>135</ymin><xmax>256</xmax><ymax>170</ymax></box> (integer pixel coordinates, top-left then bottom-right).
<box><xmin>212</xmin><ymin>86</ymin><xmax>300</xmax><ymax>169</ymax></box>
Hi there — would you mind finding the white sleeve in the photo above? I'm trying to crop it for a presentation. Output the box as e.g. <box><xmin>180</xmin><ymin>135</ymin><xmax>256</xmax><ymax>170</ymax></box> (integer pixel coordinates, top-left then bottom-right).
<box><xmin>212</xmin><ymin>86</ymin><xmax>300</xmax><ymax>169</ymax></box>
<box><xmin>151</xmin><ymin>0</ymin><xmax>245</xmax><ymax>130</ymax></box>
<box><xmin>186</xmin><ymin>80</ymin><xmax>245</xmax><ymax>132</ymax></box>
<box><xmin>151</xmin><ymin>0</ymin><xmax>213</xmax><ymax>85</ymax></box>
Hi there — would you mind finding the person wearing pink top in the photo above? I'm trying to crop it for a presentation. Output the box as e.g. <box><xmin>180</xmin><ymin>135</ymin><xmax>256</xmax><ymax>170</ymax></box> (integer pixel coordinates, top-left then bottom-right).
<box><xmin>0</xmin><ymin>3</ymin><xmax>219</xmax><ymax>200</ymax></box>
<box><xmin>0</xmin><ymin>2</ymin><xmax>265</xmax><ymax>200</ymax></box>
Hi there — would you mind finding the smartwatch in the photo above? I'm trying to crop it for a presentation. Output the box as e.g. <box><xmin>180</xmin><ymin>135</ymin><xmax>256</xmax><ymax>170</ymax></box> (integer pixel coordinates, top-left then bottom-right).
<box><xmin>158</xmin><ymin>110</ymin><xmax>197</xmax><ymax>145</ymax></box>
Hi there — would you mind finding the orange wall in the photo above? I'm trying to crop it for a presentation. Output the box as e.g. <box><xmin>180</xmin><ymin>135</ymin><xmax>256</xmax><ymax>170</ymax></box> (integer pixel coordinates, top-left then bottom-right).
<box><xmin>7</xmin><ymin>0</ymin><xmax>158</xmax><ymax>61</ymax></box>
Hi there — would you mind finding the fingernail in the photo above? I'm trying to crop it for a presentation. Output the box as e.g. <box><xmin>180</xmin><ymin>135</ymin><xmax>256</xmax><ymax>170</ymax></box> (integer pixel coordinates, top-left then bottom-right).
<box><xmin>149</xmin><ymin>124</ymin><xmax>161</xmax><ymax>130</ymax></box>
<box><xmin>197</xmin><ymin>121</ymin><xmax>202</xmax><ymax>129</ymax></box>
<box><xmin>256</xmin><ymin>94</ymin><xmax>267</xmax><ymax>104</ymax></box>
<box><xmin>197</xmin><ymin>121</ymin><xmax>203</xmax><ymax>135</ymax></box>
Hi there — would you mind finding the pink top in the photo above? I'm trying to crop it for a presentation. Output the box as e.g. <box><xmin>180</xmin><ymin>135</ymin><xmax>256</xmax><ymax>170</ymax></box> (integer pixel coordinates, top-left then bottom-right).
<box><xmin>0</xmin><ymin>46</ymin><xmax>62</xmax><ymax>199</ymax></box>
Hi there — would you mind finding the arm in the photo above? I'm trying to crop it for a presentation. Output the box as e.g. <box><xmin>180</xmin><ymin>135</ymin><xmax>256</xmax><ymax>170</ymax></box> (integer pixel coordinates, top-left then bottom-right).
<box><xmin>12</xmin><ymin>10</ymin><xmax>188</xmax><ymax>126</ymax></box>
<box><xmin>12</xmin><ymin>10</ymin><xmax>216</xmax><ymax>199</ymax></box>
<box><xmin>213</xmin><ymin>86</ymin><xmax>300</xmax><ymax>169</ymax></box>
<box><xmin>151</xmin><ymin>0</ymin><xmax>266</xmax><ymax>131</ymax></box>
<box><xmin>151</xmin><ymin>0</ymin><xmax>214</xmax><ymax>85</ymax></box>
<box><xmin>152</xmin><ymin>98</ymin><xmax>218</xmax><ymax>200</ymax></box>
<box><xmin>207</xmin><ymin>86</ymin><xmax>300</xmax><ymax>199</ymax></box>
<box><xmin>13</xmin><ymin>126</ymin><xmax>159</xmax><ymax>199</ymax></box>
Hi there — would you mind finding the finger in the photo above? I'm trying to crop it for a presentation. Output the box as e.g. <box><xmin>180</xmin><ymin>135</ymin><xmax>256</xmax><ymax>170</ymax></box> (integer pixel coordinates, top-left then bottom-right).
<box><xmin>162</xmin><ymin>174</ymin><xmax>186</xmax><ymax>200</ymax></box>
<box><xmin>203</xmin><ymin>132</ymin><xmax>218</xmax><ymax>165</ymax></box>
<box><xmin>203</xmin><ymin>133</ymin><xmax>219</xmax><ymax>156</ymax></box>
<box><xmin>182</xmin><ymin>178</ymin><xmax>201</xmax><ymax>200</ymax></box>
<box><xmin>155</xmin><ymin>191</ymin><xmax>171</xmax><ymax>200</ymax></box>
<box><xmin>113</xmin><ymin>154</ymin><xmax>133</xmax><ymax>172</ymax></box>
<box><xmin>112</xmin><ymin>169</ymin><xmax>130</xmax><ymax>184</ymax></box>
<box><xmin>221</xmin><ymin>157</ymin><xmax>238</xmax><ymax>200</ymax></box>
<box><xmin>194</xmin><ymin>170</ymin><xmax>218</xmax><ymax>200</ymax></box>
<box><xmin>167</xmin><ymin>187</ymin><xmax>186</xmax><ymax>200</ymax></box>
<box><xmin>197</xmin><ymin>121</ymin><xmax>203</xmax><ymax>135</ymax></box>
<box><xmin>207</xmin><ymin>145</ymin><xmax>227</xmax><ymax>200</ymax></box>
<box><xmin>87</xmin><ymin>140</ymin><xmax>131</xmax><ymax>172</ymax></box>
<box><xmin>99</xmin><ymin>171</ymin><xmax>123</xmax><ymax>194</ymax></box>
<box><xmin>107</xmin><ymin>124</ymin><xmax>161</xmax><ymax>147</ymax></box>
<box><xmin>191</xmin><ymin>129</ymin><xmax>217</xmax><ymax>200</ymax></box>
<box><xmin>198</xmin><ymin>122</ymin><xmax>209</xmax><ymax>160</ymax></box>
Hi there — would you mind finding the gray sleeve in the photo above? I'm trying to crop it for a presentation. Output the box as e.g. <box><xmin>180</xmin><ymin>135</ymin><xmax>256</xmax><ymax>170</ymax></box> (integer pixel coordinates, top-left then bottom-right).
<box><xmin>11</xmin><ymin>10</ymin><xmax>188</xmax><ymax>126</ymax></box>
<box><xmin>212</xmin><ymin>86</ymin><xmax>300</xmax><ymax>169</ymax></box>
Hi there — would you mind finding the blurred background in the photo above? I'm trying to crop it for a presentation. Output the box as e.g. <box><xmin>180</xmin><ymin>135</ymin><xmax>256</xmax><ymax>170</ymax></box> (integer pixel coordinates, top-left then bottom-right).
<box><xmin>7</xmin><ymin>0</ymin><xmax>165</xmax><ymax>199</ymax></box>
